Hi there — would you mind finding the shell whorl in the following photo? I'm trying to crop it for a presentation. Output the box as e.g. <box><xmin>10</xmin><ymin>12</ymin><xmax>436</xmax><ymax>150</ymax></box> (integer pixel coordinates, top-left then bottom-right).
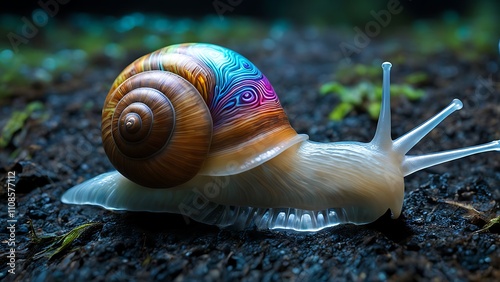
<box><xmin>102</xmin><ymin>43</ymin><xmax>304</xmax><ymax>188</ymax></box>
<box><xmin>102</xmin><ymin>71</ymin><xmax>213</xmax><ymax>188</ymax></box>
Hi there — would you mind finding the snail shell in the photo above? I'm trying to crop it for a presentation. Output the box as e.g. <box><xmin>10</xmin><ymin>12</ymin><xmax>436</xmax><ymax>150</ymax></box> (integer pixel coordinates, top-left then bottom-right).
<box><xmin>102</xmin><ymin>43</ymin><xmax>305</xmax><ymax>188</ymax></box>
<box><xmin>62</xmin><ymin>43</ymin><xmax>499</xmax><ymax>231</ymax></box>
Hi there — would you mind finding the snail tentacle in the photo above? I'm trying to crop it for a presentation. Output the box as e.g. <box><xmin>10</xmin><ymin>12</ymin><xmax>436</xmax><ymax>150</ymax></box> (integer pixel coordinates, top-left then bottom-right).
<box><xmin>371</xmin><ymin>63</ymin><xmax>499</xmax><ymax>177</ymax></box>
<box><xmin>402</xmin><ymin>140</ymin><xmax>500</xmax><ymax>176</ymax></box>
<box><xmin>393</xmin><ymin>99</ymin><xmax>463</xmax><ymax>155</ymax></box>
<box><xmin>370</xmin><ymin>62</ymin><xmax>393</xmax><ymax>150</ymax></box>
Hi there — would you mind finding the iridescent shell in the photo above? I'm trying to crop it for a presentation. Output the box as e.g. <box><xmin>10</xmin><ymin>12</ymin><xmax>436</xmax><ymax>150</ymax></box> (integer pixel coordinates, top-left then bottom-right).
<box><xmin>102</xmin><ymin>43</ymin><xmax>306</xmax><ymax>188</ymax></box>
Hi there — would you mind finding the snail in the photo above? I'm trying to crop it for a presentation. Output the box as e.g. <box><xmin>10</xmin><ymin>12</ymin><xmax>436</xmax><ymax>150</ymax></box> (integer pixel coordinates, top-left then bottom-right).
<box><xmin>62</xmin><ymin>43</ymin><xmax>500</xmax><ymax>231</ymax></box>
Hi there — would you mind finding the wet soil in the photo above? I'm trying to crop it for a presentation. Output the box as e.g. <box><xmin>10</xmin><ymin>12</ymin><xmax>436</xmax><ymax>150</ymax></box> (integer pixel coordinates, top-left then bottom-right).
<box><xmin>1</xmin><ymin>28</ymin><xmax>499</xmax><ymax>281</ymax></box>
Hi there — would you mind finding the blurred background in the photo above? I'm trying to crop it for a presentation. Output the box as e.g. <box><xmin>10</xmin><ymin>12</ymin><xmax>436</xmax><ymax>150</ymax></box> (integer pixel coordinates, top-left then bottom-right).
<box><xmin>0</xmin><ymin>0</ymin><xmax>498</xmax><ymax>104</ymax></box>
<box><xmin>2</xmin><ymin>0</ymin><xmax>496</xmax><ymax>25</ymax></box>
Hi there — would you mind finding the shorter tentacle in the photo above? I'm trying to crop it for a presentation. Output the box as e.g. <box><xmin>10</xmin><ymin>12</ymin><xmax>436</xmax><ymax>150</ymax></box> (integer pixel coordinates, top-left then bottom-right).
<box><xmin>402</xmin><ymin>140</ymin><xmax>500</xmax><ymax>176</ymax></box>
<box><xmin>393</xmin><ymin>99</ymin><xmax>463</xmax><ymax>156</ymax></box>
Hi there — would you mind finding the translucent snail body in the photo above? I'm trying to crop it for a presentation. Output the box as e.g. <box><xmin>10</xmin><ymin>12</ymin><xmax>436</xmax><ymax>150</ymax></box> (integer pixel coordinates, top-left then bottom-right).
<box><xmin>62</xmin><ymin>43</ymin><xmax>499</xmax><ymax>231</ymax></box>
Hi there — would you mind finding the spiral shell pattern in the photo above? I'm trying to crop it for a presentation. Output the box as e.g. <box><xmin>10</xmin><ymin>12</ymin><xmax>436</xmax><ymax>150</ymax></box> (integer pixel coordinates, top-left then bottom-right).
<box><xmin>102</xmin><ymin>71</ymin><xmax>213</xmax><ymax>188</ymax></box>
<box><xmin>103</xmin><ymin>43</ymin><xmax>301</xmax><ymax>188</ymax></box>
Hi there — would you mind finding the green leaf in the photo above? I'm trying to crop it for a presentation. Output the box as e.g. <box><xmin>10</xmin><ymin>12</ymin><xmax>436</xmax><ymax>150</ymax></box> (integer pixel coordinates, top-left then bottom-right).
<box><xmin>320</xmin><ymin>80</ymin><xmax>425</xmax><ymax>121</ymax></box>
<box><xmin>319</xmin><ymin>82</ymin><xmax>344</xmax><ymax>95</ymax></box>
<box><xmin>478</xmin><ymin>215</ymin><xmax>500</xmax><ymax>233</ymax></box>
<box><xmin>31</xmin><ymin>222</ymin><xmax>103</xmax><ymax>260</ymax></box>
<box><xmin>329</xmin><ymin>102</ymin><xmax>353</xmax><ymax>121</ymax></box>
<box><xmin>367</xmin><ymin>102</ymin><xmax>381</xmax><ymax>119</ymax></box>
<box><xmin>0</xmin><ymin>101</ymin><xmax>45</xmax><ymax>148</ymax></box>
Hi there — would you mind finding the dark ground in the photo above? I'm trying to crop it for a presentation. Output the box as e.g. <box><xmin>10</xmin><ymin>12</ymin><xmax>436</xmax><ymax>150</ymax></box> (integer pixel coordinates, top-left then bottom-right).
<box><xmin>1</xmin><ymin>27</ymin><xmax>500</xmax><ymax>281</ymax></box>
